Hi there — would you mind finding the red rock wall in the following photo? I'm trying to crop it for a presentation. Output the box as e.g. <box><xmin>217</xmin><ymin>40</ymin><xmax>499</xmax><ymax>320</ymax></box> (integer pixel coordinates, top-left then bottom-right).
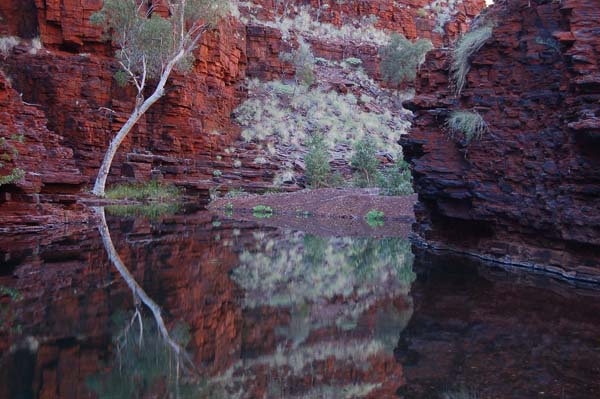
<box><xmin>0</xmin><ymin>71</ymin><xmax>88</xmax><ymax>231</ymax></box>
<box><xmin>403</xmin><ymin>0</ymin><xmax>600</xmax><ymax>280</ymax></box>
<box><xmin>245</xmin><ymin>0</ymin><xmax>486</xmax><ymax>46</ymax></box>
<box><xmin>0</xmin><ymin>0</ymin><xmax>486</xmax><ymax>231</ymax></box>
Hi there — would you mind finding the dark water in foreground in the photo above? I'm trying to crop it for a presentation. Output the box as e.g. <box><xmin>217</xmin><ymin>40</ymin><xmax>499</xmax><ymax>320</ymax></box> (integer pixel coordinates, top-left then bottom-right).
<box><xmin>0</xmin><ymin>209</ymin><xmax>599</xmax><ymax>399</ymax></box>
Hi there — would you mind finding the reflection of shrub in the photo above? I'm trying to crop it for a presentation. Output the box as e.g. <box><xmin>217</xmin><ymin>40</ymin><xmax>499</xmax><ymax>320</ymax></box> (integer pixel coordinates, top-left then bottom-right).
<box><xmin>252</xmin><ymin>205</ymin><xmax>273</xmax><ymax>218</ymax></box>
<box><xmin>378</xmin><ymin>161</ymin><xmax>413</xmax><ymax>196</ymax></box>
<box><xmin>379</xmin><ymin>33</ymin><xmax>432</xmax><ymax>85</ymax></box>
<box><xmin>450</xmin><ymin>24</ymin><xmax>493</xmax><ymax>95</ymax></box>
<box><xmin>231</xmin><ymin>233</ymin><xmax>415</xmax><ymax>309</ymax></box>
<box><xmin>446</xmin><ymin>110</ymin><xmax>489</xmax><ymax>143</ymax></box>
<box><xmin>305</xmin><ymin>135</ymin><xmax>331</xmax><ymax>188</ymax></box>
<box><xmin>365</xmin><ymin>210</ymin><xmax>385</xmax><ymax>227</ymax></box>
<box><xmin>105</xmin><ymin>203</ymin><xmax>181</xmax><ymax>220</ymax></box>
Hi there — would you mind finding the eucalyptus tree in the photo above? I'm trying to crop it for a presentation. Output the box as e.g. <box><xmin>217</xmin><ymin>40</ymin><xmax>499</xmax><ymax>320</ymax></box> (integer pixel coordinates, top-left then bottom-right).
<box><xmin>90</xmin><ymin>0</ymin><xmax>232</xmax><ymax>196</ymax></box>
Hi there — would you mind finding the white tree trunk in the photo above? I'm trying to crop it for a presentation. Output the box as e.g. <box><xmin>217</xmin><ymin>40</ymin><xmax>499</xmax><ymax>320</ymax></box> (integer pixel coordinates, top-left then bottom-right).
<box><xmin>92</xmin><ymin>49</ymin><xmax>185</xmax><ymax>197</ymax></box>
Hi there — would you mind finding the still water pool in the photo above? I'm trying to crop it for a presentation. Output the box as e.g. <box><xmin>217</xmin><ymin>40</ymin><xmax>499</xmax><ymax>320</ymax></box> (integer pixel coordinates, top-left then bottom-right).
<box><xmin>0</xmin><ymin>209</ymin><xmax>599</xmax><ymax>398</ymax></box>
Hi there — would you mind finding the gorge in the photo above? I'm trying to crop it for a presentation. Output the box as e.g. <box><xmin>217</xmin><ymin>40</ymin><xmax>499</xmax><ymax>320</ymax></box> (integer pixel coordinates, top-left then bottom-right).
<box><xmin>1</xmin><ymin>0</ymin><xmax>600</xmax><ymax>398</ymax></box>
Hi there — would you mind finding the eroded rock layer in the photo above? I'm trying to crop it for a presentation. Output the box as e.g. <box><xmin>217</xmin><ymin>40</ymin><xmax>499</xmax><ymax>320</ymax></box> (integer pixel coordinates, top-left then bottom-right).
<box><xmin>0</xmin><ymin>0</ymin><xmax>485</xmax><ymax>231</ymax></box>
<box><xmin>403</xmin><ymin>0</ymin><xmax>600</xmax><ymax>279</ymax></box>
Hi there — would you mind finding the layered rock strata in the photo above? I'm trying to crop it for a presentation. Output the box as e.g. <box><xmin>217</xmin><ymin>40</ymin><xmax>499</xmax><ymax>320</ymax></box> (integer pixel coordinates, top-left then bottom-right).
<box><xmin>403</xmin><ymin>0</ymin><xmax>600</xmax><ymax>279</ymax></box>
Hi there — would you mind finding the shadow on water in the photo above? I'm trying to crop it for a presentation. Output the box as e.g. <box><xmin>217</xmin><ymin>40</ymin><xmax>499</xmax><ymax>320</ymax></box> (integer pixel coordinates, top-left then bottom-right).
<box><xmin>0</xmin><ymin>207</ymin><xmax>599</xmax><ymax>398</ymax></box>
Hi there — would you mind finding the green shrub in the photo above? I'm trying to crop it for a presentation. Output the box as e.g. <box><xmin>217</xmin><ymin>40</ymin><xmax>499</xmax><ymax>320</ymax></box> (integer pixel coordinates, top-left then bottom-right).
<box><xmin>281</xmin><ymin>39</ymin><xmax>316</xmax><ymax>87</ymax></box>
<box><xmin>379</xmin><ymin>33</ymin><xmax>433</xmax><ymax>85</ymax></box>
<box><xmin>365</xmin><ymin>210</ymin><xmax>385</xmax><ymax>227</ymax></box>
<box><xmin>212</xmin><ymin>169</ymin><xmax>222</xmax><ymax>177</ymax></box>
<box><xmin>351</xmin><ymin>137</ymin><xmax>380</xmax><ymax>187</ymax></box>
<box><xmin>224</xmin><ymin>187</ymin><xmax>246</xmax><ymax>198</ymax></box>
<box><xmin>450</xmin><ymin>24</ymin><xmax>493</xmax><ymax>95</ymax></box>
<box><xmin>446</xmin><ymin>110</ymin><xmax>489</xmax><ymax>143</ymax></box>
<box><xmin>0</xmin><ymin>134</ymin><xmax>25</xmax><ymax>186</ymax></box>
<box><xmin>304</xmin><ymin>135</ymin><xmax>331</xmax><ymax>188</ymax></box>
<box><xmin>378</xmin><ymin>161</ymin><xmax>413</xmax><ymax>196</ymax></box>
<box><xmin>104</xmin><ymin>180</ymin><xmax>181</xmax><ymax>201</ymax></box>
<box><xmin>344</xmin><ymin>57</ymin><xmax>363</xmax><ymax>67</ymax></box>
<box><xmin>235</xmin><ymin>78</ymin><xmax>409</xmax><ymax>161</ymax></box>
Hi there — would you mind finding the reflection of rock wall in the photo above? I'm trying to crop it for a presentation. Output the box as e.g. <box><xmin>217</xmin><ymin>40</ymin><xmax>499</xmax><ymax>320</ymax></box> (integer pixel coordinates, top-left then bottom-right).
<box><xmin>226</xmin><ymin>232</ymin><xmax>416</xmax><ymax>398</ymax></box>
<box><xmin>0</xmin><ymin>219</ymin><xmax>416</xmax><ymax>398</ymax></box>
<box><xmin>398</xmin><ymin>248</ymin><xmax>600</xmax><ymax>399</ymax></box>
<box><xmin>403</xmin><ymin>0</ymin><xmax>600</xmax><ymax>279</ymax></box>
<box><xmin>0</xmin><ymin>215</ymin><xmax>250</xmax><ymax>398</ymax></box>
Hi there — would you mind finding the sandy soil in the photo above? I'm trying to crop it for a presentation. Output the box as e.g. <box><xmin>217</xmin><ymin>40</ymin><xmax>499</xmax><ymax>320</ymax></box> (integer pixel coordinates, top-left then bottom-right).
<box><xmin>208</xmin><ymin>187</ymin><xmax>417</xmax><ymax>223</ymax></box>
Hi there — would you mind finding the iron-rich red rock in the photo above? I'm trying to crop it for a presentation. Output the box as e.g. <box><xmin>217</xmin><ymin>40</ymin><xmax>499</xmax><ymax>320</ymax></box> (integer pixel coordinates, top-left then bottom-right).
<box><xmin>0</xmin><ymin>0</ymin><xmax>485</xmax><ymax>232</ymax></box>
<box><xmin>403</xmin><ymin>0</ymin><xmax>600</xmax><ymax>280</ymax></box>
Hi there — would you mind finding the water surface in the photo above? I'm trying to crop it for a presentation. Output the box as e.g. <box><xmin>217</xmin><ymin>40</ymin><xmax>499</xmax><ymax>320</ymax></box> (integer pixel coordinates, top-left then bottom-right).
<box><xmin>0</xmin><ymin>209</ymin><xmax>599</xmax><ymax>398</ymax></box>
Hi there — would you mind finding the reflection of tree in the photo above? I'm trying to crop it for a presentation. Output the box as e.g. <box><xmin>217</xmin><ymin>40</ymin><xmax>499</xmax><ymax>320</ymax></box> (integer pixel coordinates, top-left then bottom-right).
<box><xmin>89</xmin><ymin>208</ymin><xmax>223</xmax><ymax>399</ymax></box>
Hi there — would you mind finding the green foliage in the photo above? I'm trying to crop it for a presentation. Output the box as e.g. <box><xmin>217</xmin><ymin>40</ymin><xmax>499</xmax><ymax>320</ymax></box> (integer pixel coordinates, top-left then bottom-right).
<box><xmin>304</xmin><ymin>135</ymin><xmax>331</xmax><ymax>188</ymax></box>
<box><xmin>224</xmin><ymin>187</ymin><xmax>246</xmax><ymax>198</ymax></box>
<box><xmin>91</xmin><ymin>0</ymin><xmax>231</xmax><ymax>83</ymax></box>
<box><xmin>235</xmin><ymin>77</ymin><xmax>410</xmax><ymax>161</ymax></box>
<box><xmin>113</xmin><ymin>69</ymin><xmax>129</xmax><ymax>87</ymax></box>
<box><xmin>446</xmin><ymin>110</ymin><xmax>489</xmax><ymax>143</ymax></box>
<box><xmin>365</xmin><ymin>210</ymin><xmax>385</xmax><ymax>227</ymax></box>
<box><xmin>291</xmin><ymin>40</ymin><xmax>316</xmax><ymax>86</ymax></box>
<box><xmin>416</xmin><ymin>8</ymin><xmax>428</xmax><ymax>18</ymax></box>
<box><xmin>252</xmin><ymin>205</ymin><xmax>274</xmax><ymax>218</ymax></box>
<box><xmin>344</xmin><ymin>57</ymin><xmax>363</xmax><ymax>67</ymax></box>
<box><xmin>257</xmin><ymin>6</ymin><xmax>390</xmax><ymax>46</ymax></box>
<box><xmin>351</xmin><ymin>137</ymin><xmax>380</xmax><ymax>187</ymax></box>
<box><xmin>450</xmin><ymin>24</ymin><xmax>493</xmax><ymax>95</ymax></box>
<box><xmin>378</xmin><ymin>161</ymin><xmax>413</xmax><ymax>196</ymax></box>
<box><xmin>0</xmin><ymin>134</ymin><xmax>25</xmax><ymax>186</ymax></box>
<box><xmin>212</xmin><ymin>169</ymin><xmax>223</xmax><ymax>177</ymax></box>
<box><xmin>0</xmin><ymin>286</ymin><xmax>23</xmax><ymax>302</ymax></box>
<box><xmin>104</xmin><ymin>180</ymin><xmax>181</xmax><ymax>201</ymax></box>
<box><xmin>379</xmin><ymin>33</ymin><xmax>433</xmax><ymax>85</ymax></box>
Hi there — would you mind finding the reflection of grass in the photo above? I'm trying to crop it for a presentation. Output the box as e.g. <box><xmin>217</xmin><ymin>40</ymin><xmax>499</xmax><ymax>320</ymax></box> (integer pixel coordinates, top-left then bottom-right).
<box><xmin>443</xmin><ymin>387</ymin><xmax>479</xmax><ymax>399</ymax></box>
<box><xmin>232</xmin><ymin>233</ymin><xmax>415</xmax><ymax>309</ymax></box>
<box><xmin>105</xmin><ymin>203</ymin><xmax>181</xmax><ymax>220</ymax></box>
<box><xmin>252</xmin><ymin>205</ymin><xmax>274</xmax><ymax>218</ymax></box>
<box><xmin>105</xmin><ymin>180</ymin><xmax>181</xmax><ymax>201</ymax></box>
<box><xmin>365</xmin><ymin>210</ymin><xmax>385</xmax><ymax>227</ymax></box>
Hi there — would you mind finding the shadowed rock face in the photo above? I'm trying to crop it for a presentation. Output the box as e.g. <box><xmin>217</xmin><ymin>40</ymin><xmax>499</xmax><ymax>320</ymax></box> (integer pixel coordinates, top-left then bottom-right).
<box><xmin>403</xmin><ymin>0</ymin><xmax>600</xmax><ymax>279</ymax></box>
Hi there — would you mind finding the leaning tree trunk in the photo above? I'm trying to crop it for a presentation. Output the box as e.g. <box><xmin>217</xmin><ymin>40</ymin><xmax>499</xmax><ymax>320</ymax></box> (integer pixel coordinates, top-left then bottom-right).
<box><xmin>92</xmin><ymin>50</ymin><xmax>185</xmax><ymax>197</ymax></box>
